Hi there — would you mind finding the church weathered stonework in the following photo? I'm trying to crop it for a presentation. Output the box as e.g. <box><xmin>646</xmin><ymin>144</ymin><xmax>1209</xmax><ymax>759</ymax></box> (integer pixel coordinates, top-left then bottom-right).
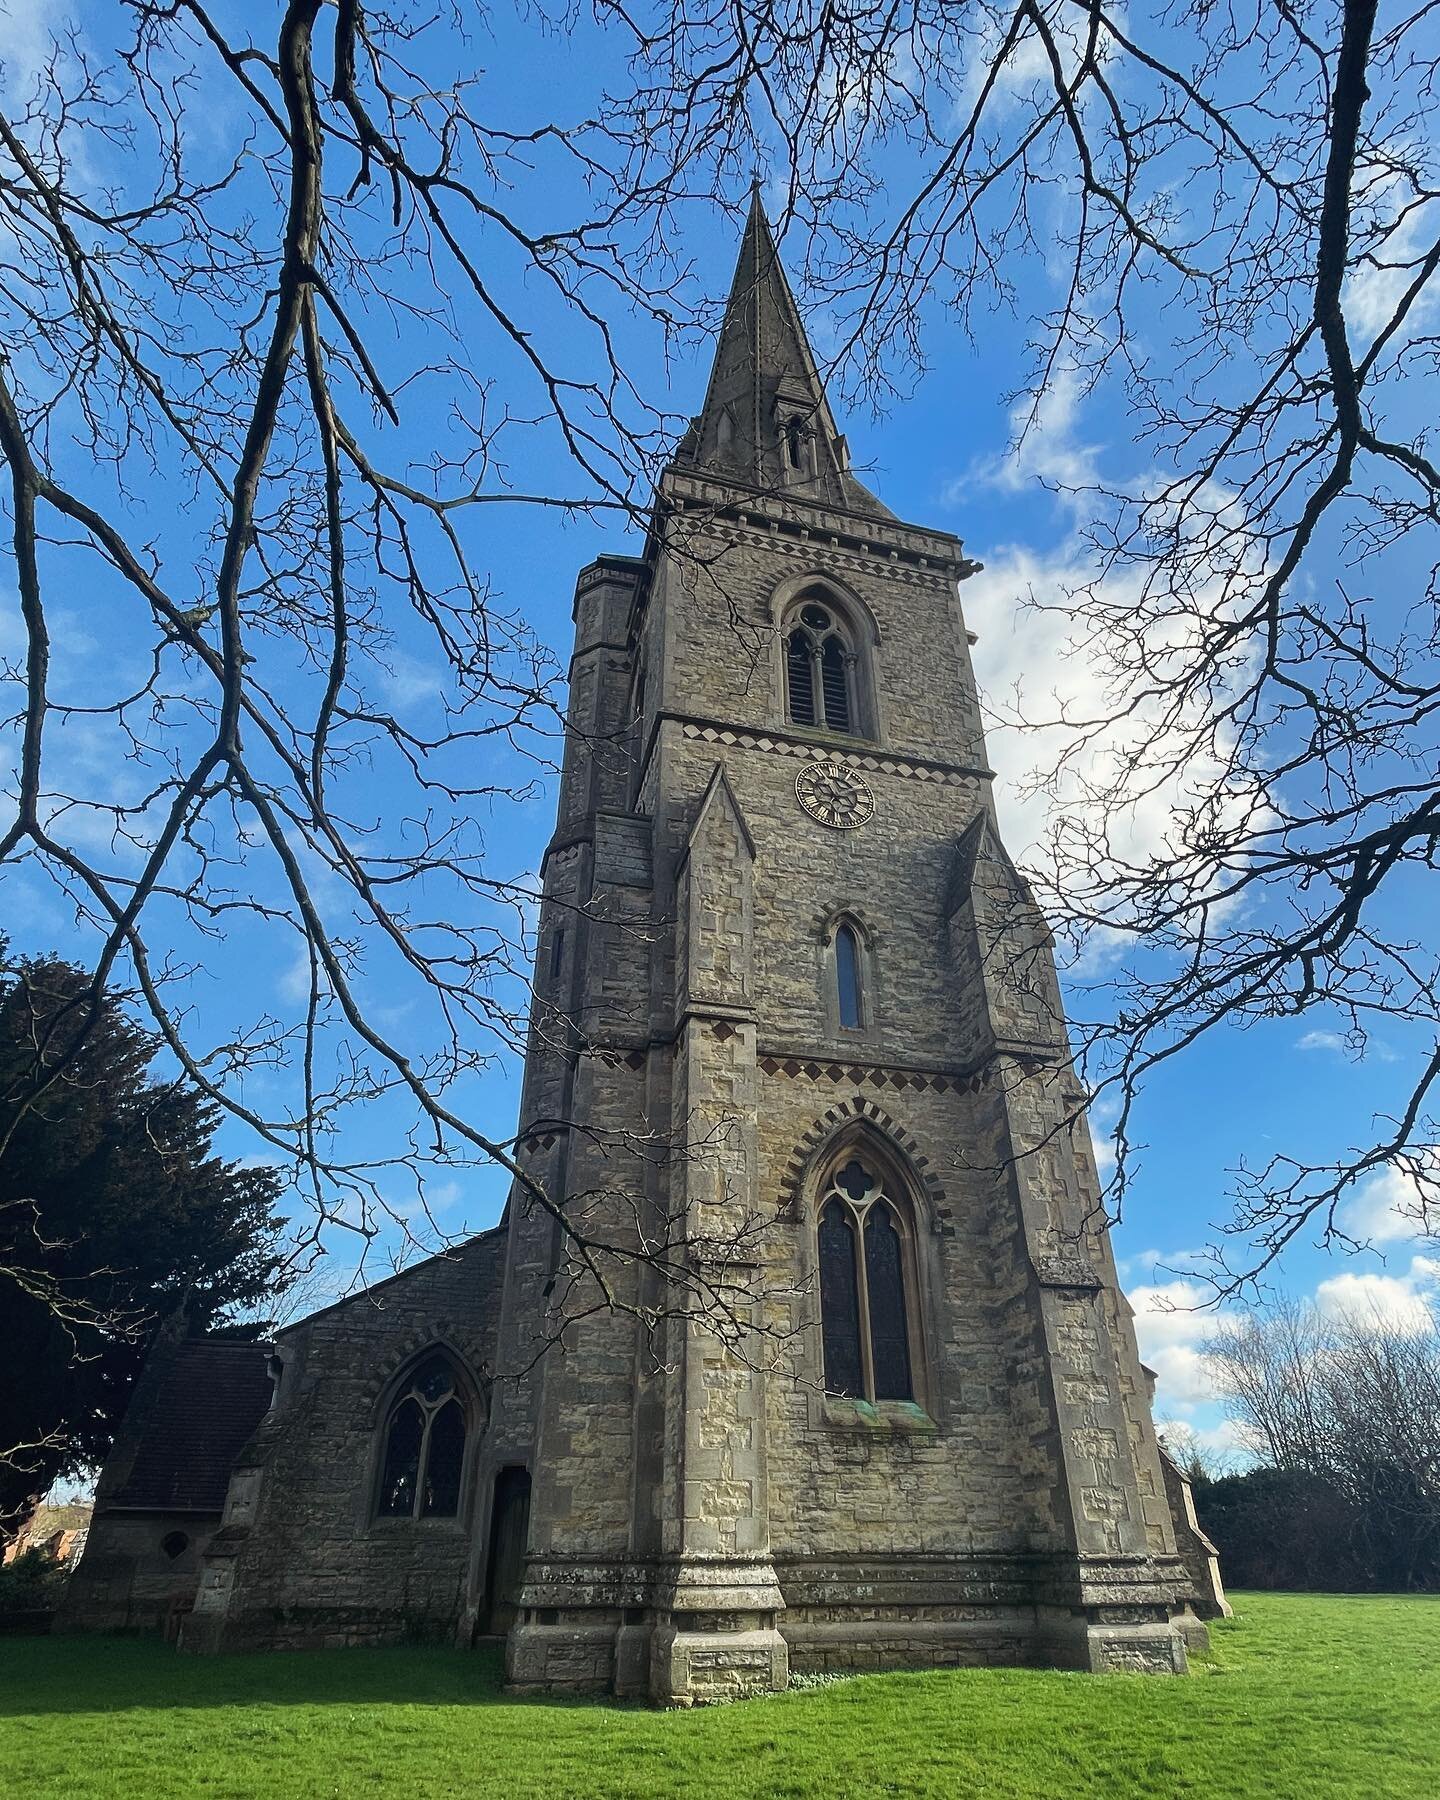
<box><xmin>66</xmin><ymin>195</ymin><xmax>1225</xmax><ymax>1698</ymax></box>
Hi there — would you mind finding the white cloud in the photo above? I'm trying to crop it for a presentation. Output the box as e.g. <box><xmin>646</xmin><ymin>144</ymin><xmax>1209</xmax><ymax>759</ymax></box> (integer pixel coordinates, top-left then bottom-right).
<box><xmin>954</xmin><ymin>369</ymin><xmax>1266</xmax><ymax>909</ymax></box>
<box><xmin>426</xmin><ymin>1178</ymin><xmax>463</xmax><ymax>1214</ymax></box>
<box><xmin>953</xmin><ymin>362</ymin><xmax>1100</xmax><ymax>506</ymax></box>
<box><xmin>961</xmin><ymin>547</ymin><xmax>1122</xmax><ymax>861</ymax></box>
<box><xmin>1156</xmin><ymin>1414</ymin><xmax>1250</xmax><ymax>1468</ymax></box>
<box><xmin>1117</xmin><ymin>1246</ymin><xmax>1163</xmax><ymax>1281</ymax></box>
<box><xmin>385</xmin><ymin>1176</ymin><xmax>463</xmax><ymax>1227</ymax></box>
<box><xmin>1088</xmin><ymin>1093</ymin><xmax>1120</xmax><ymax>1179</ymax></box>
<box><xmin>964</xmin><ymin>544</ymin><xmax>1250</xmax><ymax>893</ymax></box>
<box><xmin>1340</xmin><ymin>1154</ymin><xmax>1440</xmax><ymax>1246</ymax></box>
<box><xmin>1345</xmin><ymin>192</ymin><xmax>1440</xmax><ymax>343</ymax></box>
<box><xmin>1128</xmin><ymin>1242</ymin><xmax>1439</xmax><ymax>1450</ymax></box>
<box><xmin>1127</xmin><ymin>1277</ymin><xmax>1233</xmax><ymax>1416</ymax></box>
<box><xmin>955</xmin><ymin>3</ymin><xmax>1115</xmax><ymax>127</ymax></box>
<box><xmin>276</xmin><ymin>938</ymin><xmax>328</xmax><ymax>1006</ymax></box>
<box><xmin>377</xmin><ymin>651</ymin><xmax>444</xmax><ymax>713</ymax></box>
<box><xmin>1314</xmin><ymin>1256</ymin><xmax>1439</xmax><ymax>1334</ymax></box>
<box><xmin>1143</xmin><ymin>1342</ymin><xmax>1218</xmax><ymax>1413</ymax></box>
<box><xmin>1295</xmin><ymin>1025</ymin><xmax>1399</xmax><ymax>1063</ymax></box>
<box><xmin>0</xmin><ymin>1</ymin><xmax>63</xmax><ymax>95</ymax></box>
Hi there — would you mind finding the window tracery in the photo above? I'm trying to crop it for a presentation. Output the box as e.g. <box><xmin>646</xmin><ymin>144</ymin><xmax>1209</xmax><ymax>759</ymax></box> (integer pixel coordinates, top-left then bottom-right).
<box><xmin>377</xmin><ymin>1353</ymin><xmax>469</xmax><ymax>1520</ymax></box>
<box><xmin>816</xmin><ymin>1152</ymin><xmax>917</xmax><ymax>1403</ymax></box>
<box><xmin>784</xmin><ymin>591</ymin><xmax>863</xmax><ymax>736</ymax></box>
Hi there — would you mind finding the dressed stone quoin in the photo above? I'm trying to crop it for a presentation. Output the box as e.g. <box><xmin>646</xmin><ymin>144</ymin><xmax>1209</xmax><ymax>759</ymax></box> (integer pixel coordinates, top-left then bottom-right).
<box><xmin>61</xmin><ymin>194</ymin><xmax>1227</xmax><ymax>1696</ymax></box>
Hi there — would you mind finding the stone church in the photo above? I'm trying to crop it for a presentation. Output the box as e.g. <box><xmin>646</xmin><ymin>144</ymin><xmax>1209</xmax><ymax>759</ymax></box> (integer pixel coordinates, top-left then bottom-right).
<box><xmin>64</xmin><ymin>195</ymin><xmax>1225</xmax><ymax>1700</ymax></box>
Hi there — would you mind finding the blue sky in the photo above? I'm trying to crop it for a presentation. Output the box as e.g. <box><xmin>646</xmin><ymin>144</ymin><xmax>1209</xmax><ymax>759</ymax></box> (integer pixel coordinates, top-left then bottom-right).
<box><xmin>1</xmin><ymin>1</ymin><xmax>1435</xmax><ymax>1465</ymax></box>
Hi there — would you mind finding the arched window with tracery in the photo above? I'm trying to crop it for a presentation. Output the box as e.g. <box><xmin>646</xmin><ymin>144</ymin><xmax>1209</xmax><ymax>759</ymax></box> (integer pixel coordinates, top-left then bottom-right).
<box><xmin>817</xmin><ymin>1151</ymin><xmax>918</xmax><ymax>1403</ymax></box>
<box><xmin>784</xmin><ymin>591</ymin><xmax>864</xmax><ymax>737</ymax></box>
<box><xmin>377</xmin><ymin>1353</ymin><xmax>470</xmax><ymax>1520</ymax></box>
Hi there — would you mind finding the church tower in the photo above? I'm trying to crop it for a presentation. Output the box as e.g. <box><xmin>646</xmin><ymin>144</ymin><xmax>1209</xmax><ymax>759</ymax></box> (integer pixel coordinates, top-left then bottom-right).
<box><xmin>482</xmin><ymin>193</ymin><xmax>1204</xmax><ymax>1702</ymax></box>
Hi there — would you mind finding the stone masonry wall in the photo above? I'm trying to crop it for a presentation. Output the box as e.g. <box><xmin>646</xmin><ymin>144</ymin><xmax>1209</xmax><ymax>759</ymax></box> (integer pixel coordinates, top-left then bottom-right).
<box><xmin>59</xmin><ymin>1512</ymin><xmax>222</xmax><ymax>1637</ymax></box>
<box><xmin>504</xmin><ymin>289</ymin><xmax>1206</xmax><ymax>1686</ymax></box>
<box><xmin>187</xmin><ymin>1231</ymin><xmax>507</xmax><ymax>1651</ymax></box>
<box><xmin>619</xmin><ymin>487</ymin><xmax>1196</xmax><ymax>1678</ymax></box>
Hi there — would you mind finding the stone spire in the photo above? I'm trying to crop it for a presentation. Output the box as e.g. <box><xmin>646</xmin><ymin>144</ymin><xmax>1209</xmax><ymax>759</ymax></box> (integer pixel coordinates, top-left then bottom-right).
<box><xmin>681</xmin><ymin>186</ymin><xmax>892</xmax><ymax>518</ymax></box>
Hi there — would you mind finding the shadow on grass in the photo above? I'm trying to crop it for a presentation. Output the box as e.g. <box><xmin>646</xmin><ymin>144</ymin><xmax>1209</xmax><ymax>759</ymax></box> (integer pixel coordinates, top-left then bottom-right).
<box><xmin>0</xmin><ymin>1634</ymin><xmax>631</xmax><ymax>1717</ymax></box>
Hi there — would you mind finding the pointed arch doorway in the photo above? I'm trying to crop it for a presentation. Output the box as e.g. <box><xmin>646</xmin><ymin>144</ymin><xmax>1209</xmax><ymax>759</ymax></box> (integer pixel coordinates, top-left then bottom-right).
<box><xmin>483</xmin><ymin>1466</ymin><xmax>532</xmax><ymax>1636</ymax></box>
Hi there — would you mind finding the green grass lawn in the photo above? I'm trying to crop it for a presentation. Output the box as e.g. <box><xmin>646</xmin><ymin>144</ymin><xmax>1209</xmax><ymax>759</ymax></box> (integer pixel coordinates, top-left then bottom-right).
<box><xmin>2</xmin><ymin>1594</ymin><xmax>1437</xmax><ymax>1798</ymax></box>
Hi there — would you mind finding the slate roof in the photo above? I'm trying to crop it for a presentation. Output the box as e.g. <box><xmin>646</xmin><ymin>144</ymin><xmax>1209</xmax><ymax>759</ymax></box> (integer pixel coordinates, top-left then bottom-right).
<box><xmin>106</xmin><ymin>1339</ymin><xmax>274</xmax><ymax>1513</ymax></box>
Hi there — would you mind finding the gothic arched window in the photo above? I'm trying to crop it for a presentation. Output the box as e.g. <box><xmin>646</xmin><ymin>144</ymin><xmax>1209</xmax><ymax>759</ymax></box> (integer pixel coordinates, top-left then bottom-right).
<box><xmin>834</xmin><ymin>921</ymin><xmax>863</xmax><ymax>1030</ymax></box>
<box><xmin>786</xmin><ymin>628</ymin><xmax>817</xmax><ymax>726</ymax></box>
<box><xmin>377</xmin><ymin>1354</ymin><xmax>469</xmax><ymax>1520</ymax></box>
<box><xmin>785</xmin><ymin>415</ymin><xmax>807</xmax><ymax>470</ymax></box>
<box><xmin>820</xmin><ymin>634</ymin><xmax>851</xmax><ymax>732</ymax></box>
<box><xmin>784</xmin><ymin>592</ymin><xmax>864</xmax><ymax>737</ymax></box>
<box><xmin>816</xmin><ymin>1152</ymin><xmax>917</xmax><ymax>1403</ymax></box>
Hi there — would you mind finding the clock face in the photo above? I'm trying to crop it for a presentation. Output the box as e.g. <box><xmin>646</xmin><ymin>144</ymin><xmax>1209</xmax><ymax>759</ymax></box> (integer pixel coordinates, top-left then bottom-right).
<box><xmin>795</xmin><ymin>760</ymin><xmax>875</xmax><ymax>830</ymax></box>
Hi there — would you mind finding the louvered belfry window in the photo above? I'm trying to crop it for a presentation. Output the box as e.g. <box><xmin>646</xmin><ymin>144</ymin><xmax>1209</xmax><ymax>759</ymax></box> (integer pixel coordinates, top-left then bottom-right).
<box><xmin>784</xmin><ymin>596</ymin><xmax>861</xmax><ymax>736</ymax></box>
<box><xmin>786</xmin><ymin>630</ymin><xmax>817</xmax><ymax>726</ymax></box>
<box><xmin>817</xmin><ymin>1154</ymin><xmax>916</xmax><ymax>1404</ymax></box>
<box><xmin>819</xmin><ymin>635</ymin><xmax>851</xmax><ymax>733</ymax></box>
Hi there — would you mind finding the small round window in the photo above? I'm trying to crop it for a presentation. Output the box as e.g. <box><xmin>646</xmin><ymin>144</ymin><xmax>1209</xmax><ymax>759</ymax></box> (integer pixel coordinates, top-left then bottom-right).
<box><xmin>161</xmin><ymin>1531</ymin><xmax>189</xmax><ymax>1561</ymax></box>
<box><xmin>800</xmin><ymin>604</ymin><xmax>831</xmax><ymax>630</ymax></box>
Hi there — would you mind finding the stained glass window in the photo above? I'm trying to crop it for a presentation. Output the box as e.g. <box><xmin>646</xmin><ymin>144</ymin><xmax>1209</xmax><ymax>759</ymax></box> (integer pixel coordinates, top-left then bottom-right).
<box><xmin>817</xmin><ymin>1155</ymin><xmax>918</xmax><ymax>1406</ymax></box>
<box><xmin>377</xmin><ymin>1357</ymin><xmax>468</xmax><ymax>1520</ymax></box>
<box><xmin>865</xmin><ymin>1206</ymin><xmax>914</xmax><ymax>1402</ymax></box>
<box><xmin>423</xmin><ymin>1399</ymin><xmax>467</xmax><ymax>1517</ymax></box>
<box><xmin>819</xmin><ymin>1200</ymin><xmax>864</xmax><ymax>1398</ymax></box>
<box><xmin>414</xmin><ymin>1357</ymin><xmax>454</xmax><ymax>1404</ymax></box>
<box><xmin>835</xmin><ymin>1158</ymin><xmax>873</xmax><ymax>1201</ymax></box>
<box><xmin>378</xmin><ymin>1396</ymin><xmax>424</xmax><ymax>1517</ymax></box>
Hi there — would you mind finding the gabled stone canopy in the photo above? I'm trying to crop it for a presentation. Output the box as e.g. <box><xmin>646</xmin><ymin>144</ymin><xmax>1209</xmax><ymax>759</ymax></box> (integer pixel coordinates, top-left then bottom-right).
<box><xmin>677</xmin><ymin>185</ymin><xmax>896</xmax><ymax>520</ymax></box>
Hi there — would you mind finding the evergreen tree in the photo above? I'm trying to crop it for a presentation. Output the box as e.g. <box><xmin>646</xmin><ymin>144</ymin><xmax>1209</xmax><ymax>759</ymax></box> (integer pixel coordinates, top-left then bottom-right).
<box><xmin>0</xmin><ymin>948</ymin><xmax>290</xmax><ymax>1536</ymax></box>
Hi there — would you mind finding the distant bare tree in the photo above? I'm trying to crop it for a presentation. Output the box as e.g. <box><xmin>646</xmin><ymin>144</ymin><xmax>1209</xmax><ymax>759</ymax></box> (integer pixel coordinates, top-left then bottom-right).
<box><xmin>1155</xmin><ymin>1420</ymin><xmax>1239</xmax><ymax>1485</ymax></box>
<box><xmin>1207</xmin><ymin>1298</ymin><xmax>1440</xmax><ymax>1587</ymax></box>
<box><xmin>602</xmin><ymin>0</ymin><xmax>1440</xmax><ymax>1286</ymax></box>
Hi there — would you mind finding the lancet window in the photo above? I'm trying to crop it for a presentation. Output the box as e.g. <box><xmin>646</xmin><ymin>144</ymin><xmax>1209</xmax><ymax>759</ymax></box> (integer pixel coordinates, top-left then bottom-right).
<box><xmin>784</xmin><ymin>592</ymin><xmax>863</xmax><ymax>736</ymax></box>
<box><xmin>377</xmin><ymin>1354</ymin><xmax>469</xmax><ymax>1520</ymax></box>
<box><xmin>834</xmin><ymin>921</ymin><xmax>864</xmax><ymax>1030</ymax></box>
<box><xmin>817</xmin><ymin>1152</ymin><xmax>917</xmax><ymax>1403</ymax></box>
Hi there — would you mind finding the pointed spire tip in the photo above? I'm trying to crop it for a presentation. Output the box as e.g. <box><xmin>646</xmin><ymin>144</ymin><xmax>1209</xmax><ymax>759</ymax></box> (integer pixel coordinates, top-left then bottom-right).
<box><xmin>683</xmin><ymin>184</ymin><xmax>885</xmax><ymax>521</ymax></box>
